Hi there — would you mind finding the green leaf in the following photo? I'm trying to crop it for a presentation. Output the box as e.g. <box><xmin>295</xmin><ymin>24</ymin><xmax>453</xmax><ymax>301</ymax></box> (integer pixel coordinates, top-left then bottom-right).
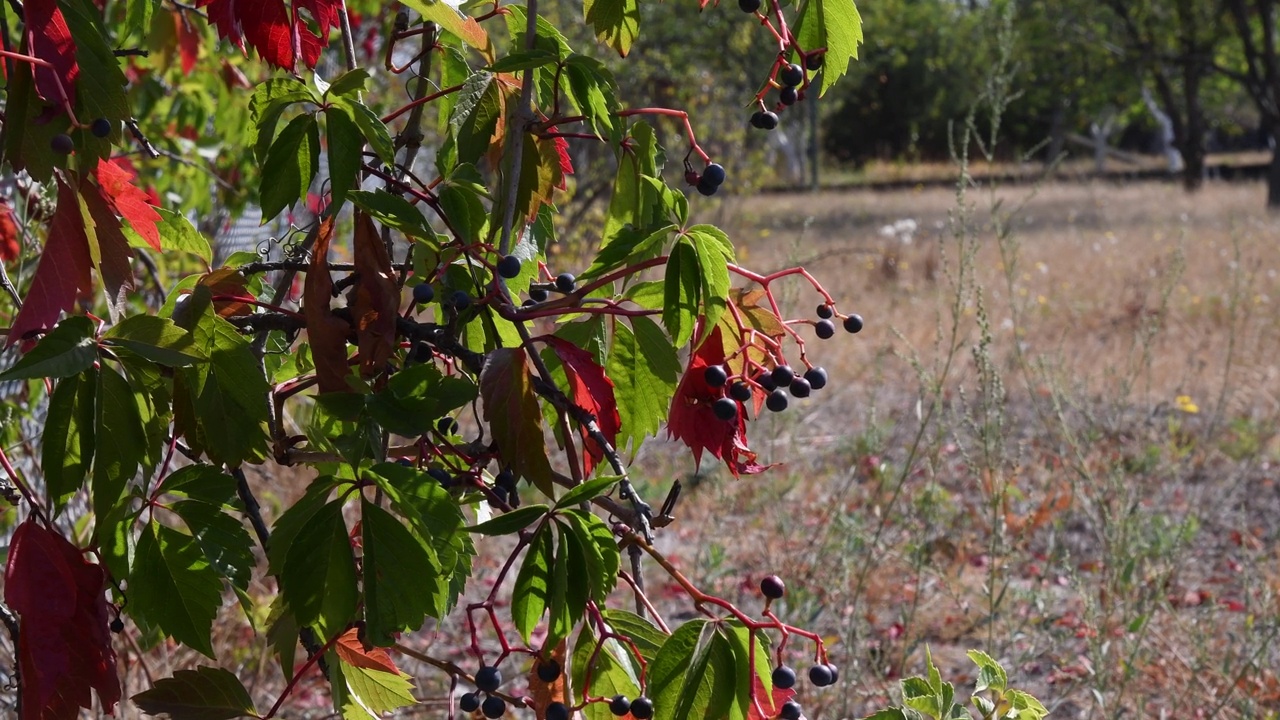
<box><xmin>1005</xmin><ymin>689</ymin><xmax>1049</xmax><ymax>720</ymax></box>
<box><xmin>684</xmin><ymin>225</ymin><xmax>735</xmax><ymax>347</ymax></box>
<box><xmin>124</xmin><ymin>208</ymin><xmax>212</xmax><ymax>264</ymax></box>
<box><xmin>545</xmin><ymin>522</ymin><xmax>574</xmax><ymax>648</ymax></box>
<box><xmin>607</xmin><ymin>316</ymin><xmax>680</xmax><ymax>448</ymax></box>
<box><xmin>161</xmin><ymin>464</ymin><xmax>239</xmax><ymax>505</ymax></box>
<box><xmin>131</xmin><ymin>666</ymin><xmax>258</xmax><ymax>720</ymax></box>
<box><xmin>902</xmin><ymin>678</ymin><xmax>941</xmax><ymax>717</ymax></box>
<box><xmin>792</xmin><ymin>0</ymin><xmax>864</xmax><ymax>96</ymax></box>
<box><xmin>662</xmin><ymin>239</ymin><xmax>700</xmax><ymax>348</ymax></box>
<box><xmin>560</xmin><ymin>509</ymin><xmax>618</xmax><ymax>602</ymax></box>
<box><xmin>348</xmin><ymin>190</ymin><xmax>437</xmax><ymax>240</ymax></box>
<box><xmin>361</xmin><ymin>498</ymin><xmax>441</xmax><ymax>646</ymax></box>
<box><xmin>172</xmin><ymin>500</ymin><xmax>255</xmax><ymax>590</ymax></box>
<box><xmin>466</xmin><ymin>503</ymin><xmax>549</xmax><ymax>536</ymax></box>
<box><xmin>584</xmin><ymin>0</ymin><xmax>640</xmax><ymax>57</ymax></box>
<box><xmin>104</xmin><ymin>315</ymin><xmax>207</xmax><ymax>367</ymax></box>
<box><xmin>124</xmin><ymin>0</ymin><xmax>157</xmax><ymax>42</ymax></box>
<box><xmin>42</xmin><ymin>369</ymin><xmax>95</xmax><ymax>510</ymax></box>
<box><xmin>599</xmin><ymin>609</ymin><xmax>667</xmax><ymax>659</ymax></box>
<box><xmin>438</xmin><ymin>180</ymin><xmax>489</xmax><ymax>244</ymax></box>
<box><xmin>554</xmin><ymin>475</ymin><xmax>620</xmax><ymax>509</ymax></box>
<box><xmin>651</xmin><ymin>619</ymin><xmax>736</xmax><ymax>720</ymax></box>
<box><xmin>966</xmin><ymin>649</ymin><xmax>1007</xmax><ymax>694</ymax></box>
<box><xmin>282</xmin><ymin>499</ymin><xmax>359</xmax><ymax>633</ymax></box>
<box><xmin>130</xmin><ymin>522</ymin><xmax>225</xmax><ymax>658</ymax></box>
<box><xmin>325</xmin><ymin>68</ymin><xmax>371</xmax><ymax>99</ymax></box>
<box><xmin>260</xmin><ymin>112</ymin><xmax>319</xmax><ymax>221</ymax></box>
<box><xmin>563</xmin><ymin>55</ymin><xmax>620</xmax><ymax>141</ymax></box>
<box><xmin>480</xmin><ymin>348</ymin><xmax>556</xmax><ymax>497</ymax></box>
<box><xmin>487</xmin><ymin>48</ymin><xmax>560</xmax><ymax>73</ymax></box>
<box><xmin>332</xmin><ymin>96</ymin><xmax>395</xmax><ymax>166</ymax></box>
<box><xmin>724</xmin><ymin>622</ymin><xmax>773</xmax><ymax>720</ymax></box>
<box><xmin>861</xmin><ymin>710</ymin><xmax>912</xmax><ymax>720</ymax></box>
<box><xmin>337</xmin><ymin>658</ymin><xmax>418</xmax><ymax>717</ymax></box>
<box><xmin>92</xmin><ymin>364</ymin><xmax>146</xmax><ymax>520</ymax></box>
<box><xmin>368</xmin><ymin>363</ymin><xmax>479</xmax><ymax>437</ymax></box>
<box><xmin>325</xmin><ymin>106</ymin><xmax>364</xmax><ymax>212</ymax></box>
<box><xmin>448</xmin><ymin>72</ymin><xmax>502</xmax><ymax>167</ymax></box>
<box><xmin>572</xmin><ymin>623</ymin><xmax>642</xmax><ymax>717</ymax></box>
<box><xmin>511</xmin><ymin>523</ymin><xmax>553</xmax><ymax>644</ymax></box>
<box><xmin>61</xmin><ymin>0</ymin><xmax>130</xmax><ymax>160</ymax></box>
<box><xmin>0</xmin><ymin>316</ymin><xmax>96</xmax><ymax>380</ymax></box>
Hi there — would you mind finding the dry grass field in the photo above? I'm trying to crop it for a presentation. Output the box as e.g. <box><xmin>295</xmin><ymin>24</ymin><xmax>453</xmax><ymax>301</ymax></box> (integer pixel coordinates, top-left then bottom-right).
<box><xmin>626</xmin><ymin>178</ymin><xmax>1280</xmax><ymax>719</ymax></box>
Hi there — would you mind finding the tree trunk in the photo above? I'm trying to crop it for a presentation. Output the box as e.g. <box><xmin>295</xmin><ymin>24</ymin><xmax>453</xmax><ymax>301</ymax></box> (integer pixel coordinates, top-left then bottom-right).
<box><xmin>1180</xmin><ymin>67</ymin><xmax>1207</xmax><ymax>192</ymax></box>
<box><xmin>1268</xmin><ymin>124</ymin><xmax>1280</xmax><ymax>209</ymax></box>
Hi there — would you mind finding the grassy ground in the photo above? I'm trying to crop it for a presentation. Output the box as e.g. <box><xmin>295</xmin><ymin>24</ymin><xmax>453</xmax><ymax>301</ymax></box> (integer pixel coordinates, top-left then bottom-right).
<box><xmin>627</xmin><ymin>178</ymin><xmax>1280</xmax><ymax>718</ymax></box>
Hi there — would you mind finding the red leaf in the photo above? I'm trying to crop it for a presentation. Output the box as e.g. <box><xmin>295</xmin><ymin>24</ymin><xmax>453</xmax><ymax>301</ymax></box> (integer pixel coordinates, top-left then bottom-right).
<box><xmin>197</xmin><ymin>0</ymin><xmax>337</xmax><ymax>72</ymax></box>
<box><xmin>79</xmin><ymin>175</ymin><xmax>137</xmax><ymax>322</ymax></box>
<box><xmin>666</xmin><ymin>325</ymin><xmax>771</xmax><ymax>477</ymax></box>
<box><xmin>746</xmin><ymin>672</ymin><xmax>796</xmax><ymax>720</ymax></box>
<box><xmin>94</xmin><ymin>158</ymin><xmax>162</xmax><ymax>252</ymax></box>
<box><xmin>4</xmin><ymin>520</ymin><xmax>120</xmax><ymax>720</ymax></box>
<box><xmin>5</xmin><ymin>177</ymin><xmax>93</xmax><ymax>346</ymax></box>
<box><xmin>0</xmin><ymin>199</ymin><xmax>20</xmax><ymax>262</ymax></box>
<box><xmin>545</xmin><ymin>336</ymin><xmax>620</xmax><ymax>476</ymax></box>
<box><xmin>333</xmin><ymin>628</ymin><xmax>400</xmax><ymax>675</ymax></box>
<box><xmin>481</xmin><ymin>348</ymin><xmax>557</xmax><ymax>497</ymax></box>
<box><xmin>350</xmin><ymin>211</ymin><xmax>398</xmax><ymax>381</ymax></box>
<box><xmin>174</xmin><ymin>11</ymin><xmax>201</xmax><ymax>76</ymax></box>
<box><xmin>551</xmin><ymin>135</ymin><xmax>574</xmax><ymax>190</ymax></box>
<box><xmin>25</xmin><ymin>0</ymin><xmax>78</xmax><ymax>108</ymax></box>
<box><xmin>303</xmin><ymin>216</ymin><xmax>353</xmax><ymax>393</ymax></box>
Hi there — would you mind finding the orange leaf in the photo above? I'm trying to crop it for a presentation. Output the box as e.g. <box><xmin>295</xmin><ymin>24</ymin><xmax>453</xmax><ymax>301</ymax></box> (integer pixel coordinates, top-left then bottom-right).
<box><xmin>304</xmin><ymin>216</ymin><xmax>354</xmax><ymax>393</ymax></box>
<box><xmin>350</xmin><ymin>211</ymin><xmax>398</xmax><ymax>382</ymax></box>
<box><xmin>334</xmin><ymin>628</ymin><xmax>400</xmax><ymax>675</ymax></box>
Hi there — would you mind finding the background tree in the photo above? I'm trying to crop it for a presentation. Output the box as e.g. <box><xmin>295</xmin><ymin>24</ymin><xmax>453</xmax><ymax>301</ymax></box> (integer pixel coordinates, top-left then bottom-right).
<box><xmin>1219</xmin><ymin>0</ymin><xmax>1280</xmax><ymax>206</ymax></box>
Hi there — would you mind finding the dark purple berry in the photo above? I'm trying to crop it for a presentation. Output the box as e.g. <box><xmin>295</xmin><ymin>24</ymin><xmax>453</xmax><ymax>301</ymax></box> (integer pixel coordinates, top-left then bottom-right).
<box><xmin>772</xmin><ymin>665</ymin><xmax>797</xmax><ymax>689</ymax></box>
<box><xmin>804</xmin><ymin>367</ymin><xmax>828</xmax><ymax>390</ymax></box>
<box><xmin>816</xmin><ymin>304</ymin><xmax>834</xmax><ymax>319</ymax></box>
<box><xmin>843</xmin><ymin>314</ymin><xmax>864</xmax><ymax>334</ymax></box>
<box><xmin>704</xmin><ymin>364</ymin><xmax>728</xmax><ymax>387</ymax></box>
<box><xmin>609</xmin><ymin>695</ymin><xmax>631</xmax><ymax>716</ymax></box>
<box><xmin>476</xmin><ymin>665</ymin><xmax>502</xmax><ymax>692</ymax></box>
<box><xmin>779</xmin><ymin>700</ymin><xmax>803</xmax><ymax>720</ymax></box>
<box><xmin>437</xmin><ymin>416</ymin><xmax>459</xmax><ymax>435</ymax></box>
<box><xmin>546</xmin><ymin>702</ymin><xmax>570</xmax><ymax>720</ymax></box>
<box><xmin>50</xmin><ymin>133</ymin><xmax>74</xmax><ymax>155</ymax></box>
<box><xmin>428</xmin><ymin>467</ymin><xmax>453</xmax><ymax>485</ymax></box>
<box><xmin>412</xmin><ymin>282</ymin><xmax>434</xmax><ymax>304</ymax></box>
<box><xmin>555</xmin><ymin>273</ymin><xmax>576</xmax><ymax>293</ymax></box>
<box><xmin>90</xmin><ymin>118</ymin><xmax>112</xmax><ymax>138</ymax></box>
<box><xmin>410</xmin><ymin>341</ymin><xmax>433</xmax><ymax>363</ymax></box>
<box><xmin>460</xmin><ymin>692</ymin><xmax>481</xmax><ymax>712</ymax></box>
<box><xmin>450</xmin><ymin>290</ymin><xmax>471</xmax><ymax>309</ymax></box>
<box><xmin>780</xmin><ymin>63</ymin><xmax>805</xmax><ymax>88</ymax></box>
<box><xmin>806</xmin><ymin>53</ymin><xmax>825</xmax><ymax>71</ymax></box>
<box><xmin>729</xmin><ymin>381</ymin><xmax>753</xmax><ymax>402</ymax></box>
<box><xmin>780</xmin><ymin>86</ymin><xmax>798</xmax><ymax>106</ymax></box>
<box><xmin>530</xmin><ymin>286</ymin><xmax>549</xmax><ymax>302</ymax></box>
<box><xmin>482</xmin><ymin>695</ymin><xmax>507</xmax><ymax>718</ymax></box>
<box><xmin>766</xmin><ymin>390</ymin><xmax>788</xmax><ymax>412</ymax></box>
<box><xmin>758</xmin><ymin>111</ymin><xmax>779</xmax><ymax>130</ymax></box>
<box><xmin>789</xmin><ymin>377</ymin><xmax>811</xmax><ymax>398</ymax></box>
<box><xmin>808</xmin><ymin>664</ymin><xmax>835</xmax><ymax>687</ymax></box>
<box><xmin>536</xmin><ymin>659</ymin><xmax>562</xmax><ymax>683</ymax></box>
<box><xmin>497</xmin><ymin>254</ymin><xmax>522</xmax><ymax>279</ymax></box>
<box><xmin>712</xmin><ymin>397</ymin><xmax>738</xmax><ymax>422</ymax></box>
<box><xmin>630</xmin><ymin>696</ymin><xmax>654</xmax><ymax>719</ymax></box>
<box><xmin>696</xmin><ymin>177</ymin><xmax>719</xmax><ymax>196</ymax></box>
<box><xmin>815</xmin><ymin>319</ymin><xmax>835</xmax><ymax>339</ymax></box>
<box><xmin>825</xmin><ymin>663</ymin><xmax>839</xmax><ymax>682</ymax></box>
<box><xmin>738</xmin><ymin>0</ymin><xmax>761</xmax><ymax>12</ymax></box>
<box><xmin>756</xmin><ymin>372</ymin><xmax>777</xmax><ymax>392</ymax></box>
<box><xmin>771</xmin><ymin>365</ymin><xmax>794</xmax><ymax>387</ymax></box>
<box><xmin>109</xmin><ymin>618</ymin><xmax>124</xmax><ymax>633</ymax></box>
<box><xmin>761</xmin><ymin>574</ymin><xmax>785</xmax><ymax>599</ymax></box>
<box><xmin>702</xmin><ymin>163</ymin><xmax>726</xmax><ymax>187</ymax></box>
<box><xmin>496</xmin><ymin>469</ymin><xmax>517</xmax><ymax>491</ymax></box>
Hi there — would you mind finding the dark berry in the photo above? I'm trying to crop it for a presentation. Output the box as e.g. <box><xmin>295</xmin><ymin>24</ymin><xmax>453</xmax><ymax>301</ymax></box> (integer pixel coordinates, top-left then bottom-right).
<box><xmin>816</xmin><ymin>304</ymin><xmax>834</xmax><ymax>319</ymax></box>
<box><xmin>843</xmin><ymin>314</ymin><xmax>864</xmax><ymax>333</ymax></box>
<box><xmin>702</xmin><ymin>163</ymin><xmax>726</xmax><ymax>187</ymax></box>
<box><xmin>704</xmin><ymin>364</ymin><xmax>728</xmax><ymax>387</ymax></box>
<box><xmin>437</xmin><ymin>416</ymin><xmax>459</xmax><ymax>435</ymax></box>
<box><xmin>491</xmin><ymin>484</ymin><xmax>510</xmax><ymax>505</ymax></box>
<box><xmin>530</xmin><ymin>286</ymin><xmax>550</xmax><ymax>302</ymax></box>
<box><xmin>482</xmin><ymin>695</ymin><xmax>507</xmax><ymax>718</ymax></box>
<box><xmin>546</xmin><ymin>702</ymin><xmax>570</xmax><ymax>720</ymax></box>
<box><xmin>497</xmin><ymin>255</ymin><xmax>522</xmax><ymax>279</ymax></box>
<box><xmin>630</xmin><ymin>696</ymin><xmax>655</xmax><ymax>719</ymax></box>
<box><xmin>450</xmin><ymin>290</ymin><xmax>471</xmax><ymax>310</ymax></box>
<box><xmin>808</xmin><ymin>664</ymin><xmax>835</xmax><ymax>687</ymax></box>
<box><xmin>460</xmin><ymin>692</ymin><xmax>481</xmax><ymax>712</ymax></box>
<box><xmin>804</xmin><ymin>367</ymin><xmax>828</xmax><ymax>390</ymax></box>
<box><xmin>815</xmin><ymin>319</ymin><xmax>835</xmax><ymax>339</ymax></box>
<box><xmin>771</xmin><ymin>365</ymin><xmax>794</xmax><ymax>387</ymax></box>
<box><xmin>756</xmin><ymin>372</ymin><xmax>777</xmax><ymax>392</ymax></box>
<box><xmin>410</xmin><ymin>341</ymin><xmax>433</xmax><ymax>363</ymax></box>
<box><xmin>50</xmin><ymin>133</ymin><xmax>74</xmax><ymax>155</ymax></box>
<box><xmin>780</xmin><ymin>63</ymin><xmax>805</xmax><ymax>88</ymax></box>
<box><xmin>761</xmin><ymin>575</ymin><xmax>785</xmax><ymax>599</ymax></box>
<box><xmin>729</xmin><ymin>381</ymin><xmax>753</xmax><ymax>402</ymax></box>
<box><xmin>696</xmin><ymin>177</ymin><xmax>719</xmax><ymax>196</ymax></box>
<box><xmin>772</xmin><ymin>665</ymin><xmax>797</xmax><ymax>689</ymax></box>
<box><xmin>90</xmin><ymin>118</ymin><xmax>112</xmax><ymax>138</ymax></box>
<box><xmin>109</xmin><ymin>618</ymin><xmax>124</xmax><ymax>633</ymax></box>
<box><xmin>712</xmin><ymin>397</ymin><xmax>738</xmax><ymax>422</ymax></box>
<box><xmin>555</xmin><ymin>273</ymin><xmax>576</xmax><ymax>293</ymax></box>
<box><xmin>750</xmin><ymin>111</ymin><xmax>767</xmax><ymax>129</ymax></box>
<box><xmin>825</xmin><ymin>663</ymin><xmax>839</xmax><ymax>682</ymax></box>
<box><xmin>609</xmin><ymin>695</ymin><xmax>631</xmax><ymax>716</ymax></box>
<box><xmin>790</xmin><ymin>377</ymin><xmax>811</xmax><ymax>398</ymax></box>
<box><xmin>766</xmin><ymin>389</ymin><xmax>788</xmax><ymax>412</ymax></box>
<box><xmin>758</xmin><ymin>111</ymin><xmax>779</xmax><ymax>130</ymax></box>
<box><xmin>780</xmin><ymin>87</ymin><xmax>798</xmax><ymax>106</ymax></box>
<box><xmin>738</xmin><ymin>0</ymin><xmax>761</xmax><ymax>12</ymax></box>
<box><xmin>779</xmin><ymin>700</ymin><xmax>803</xmax><ymax>720</ymax></box>
<box><xmin>496</xmin><ymin>469</ymin><xmax>517</xmax><ymax>491</ymax></box>
<box><xmin>536</xmin><ymin>659</ymin><xmax>562</xmax><ymax>683</ymax></box>
<box><xmin>428</xmin><ymin>467</ymin><xmax>453</xmax><ymax>485</ymax></box>
<box><xmin>806</xmin><ymin>53</ymin><xmax>825</xmax><ymax>71</ymax></box>
<box><xmin>475</xmin><ymin>666</ymin><xmax>502</xmax><ymax>692</ymax></box>
<box><xmin>412</xmin><ymin>282</ymin><xmax>434</xmax><ymax>304</ymax></box>
<box><xmin>397</xmin><ymin>457</ymin><xmax>414</xmax><ymax>467</ymax></box>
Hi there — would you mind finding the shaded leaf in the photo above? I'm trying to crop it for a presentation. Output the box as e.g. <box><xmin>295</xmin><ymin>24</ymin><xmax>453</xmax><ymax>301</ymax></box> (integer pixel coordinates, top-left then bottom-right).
<box><xmin>467</xmin><ymin>504</ymin><xmax>549</xmax><ymax>536</ymax></box>
<box><xmin>584</xmin><ymin>0</ymin><xmax>640</xmax><ymax>57</ymax></box>
<box><xmin>104</xmin><ymin>315</ymin><xmax>207</xmax><ymax>367</ymax></box>
<box><xmin>350</xmin><ymin>211</ymin><xmax>398</xmax><ymax>380</ymax></box>
<box><xmin>132</xmin><ymin>666</ymin><xmax>257</xmax><ymax>720</ymax></box>
<box><xmin>172</xmin><ymin>501</ymin><xmax>255</xmax><ymax>590</ymax></box>
<box><xmin>480</xmin><ymin>348</ymin><xmax>556</xmax><ymax>496</ymax></box>
<box><xmin>0</xmin><ymin>315</ymin><xmax>96</xmax><ymax>380</ymax></box>
<box><xmin>6</xmin><ymin>177</ymin><xmax>94</xmax><ymax>347</ymax></box>
<box><xmin>130</xmin><ymin>522</ymin><xmax>224</xmax><ymax>658</ymax></box>
<box><xmin>303</xmin><ymin>217</ymin><xmax>353</xmax><ymax>393</ymax></box>
<box><xmin>43</xmin><ymin>369</ymin><xmax>96</xmax><ymax>510</ymax></box>
<box><xmin>361</xmin><ymin>498</ymin><xmax>441</xmax><ymax>646</ymax></box>
<box><xmin>259</xmin><ymin>112</ymin><xmax>320</xmax><ymax>221</ymax></box>
<box><xmin>281</xmin><ymin>499</ymin><xmax>358</xmax><ymax>633</ymax></box>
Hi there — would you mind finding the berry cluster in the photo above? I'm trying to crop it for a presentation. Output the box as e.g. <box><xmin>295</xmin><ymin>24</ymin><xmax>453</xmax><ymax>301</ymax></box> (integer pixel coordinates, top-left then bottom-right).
<box><xmin>459</xmin><ymin>665</ymin><xmax>506</xmax><ymax>718</ymax></box>
<box><xmin>755</xmin><ymin>576</ymin><xmax>841</xmax><ymax>720</ymax></box>
<box><xmin>48</xmin><ymin>117</ymin><xmax>114</xmax><ymax>156</ymax></box>
<box><xmin>687</xmin><ymin>161</ymin><xmax>727</xmax><ymax>197</ymax></box>
<box><xmin>733</xmin><ymin>0</ymin><xmax>826</xmax><ymax>132</ymax></box>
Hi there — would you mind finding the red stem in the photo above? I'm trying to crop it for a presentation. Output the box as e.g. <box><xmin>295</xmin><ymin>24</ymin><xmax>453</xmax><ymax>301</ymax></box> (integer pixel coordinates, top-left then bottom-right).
<box><xmin>262</xmin><ymin>628</ymin><xmax>345</xmax><ymax>719</ymax></box>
